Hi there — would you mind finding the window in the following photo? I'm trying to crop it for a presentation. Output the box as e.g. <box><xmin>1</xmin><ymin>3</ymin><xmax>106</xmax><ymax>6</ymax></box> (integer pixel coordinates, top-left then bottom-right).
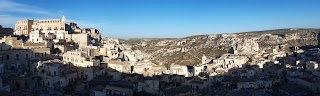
<box><xmin>6</xmin><ymin>55</ymin><xmax>9</xmax><ymax>60</ymax></box>
<box><xmin>16</xmin><ymin>54</ymin><xmax>19</xmax><ymax>60</ymax></box>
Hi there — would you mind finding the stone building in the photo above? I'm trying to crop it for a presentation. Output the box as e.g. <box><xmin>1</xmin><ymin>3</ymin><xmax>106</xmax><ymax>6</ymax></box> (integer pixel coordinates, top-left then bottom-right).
<box><xmin>107</xmin><ymin>60</ymin><xmax>132</xmax><ymax>73</ymax></box>
<box><xmin>14</xmin><ymin>20</ymin><xmax>34</xmax><ymax>36</ymax></box>
<box><xmin>62</xmin><ymin>50</ymin><xmax>100</xmax><ymax>67</ymax></box>
<box><xmin>64</xmin><ymin>33</ymin><xmax>90</xmax><ymax>48</ymax></box>
<box><xmin>62</xmin><ymin>49</ymin><xmax>105</xmax><ymax>82</ymax></box>
<box><xmin>53</xmin><ymin>43</ymin><xmax>78</xmax><ymax>54</ymax></box>
<box><xmin>232</xmin><ymin>38</ymin><xmax>260</xmax><ymax>54</ymax></box>
<box><xmin>28</xmin><ymin>30</ymin><xmax>55</xmax><ymax>43</ymax></box>
<box><xmin>83</xmin><ymin>28</ymin><xmax>101</xmax><ymax>44</ymax></box>
<box><xmin>5</xmin><ymin>77</ymin><xmax>37</xmax><ymax>91</ymax></box>
<box><xmin>15</xmin><ymin>16</ymin><xmax>76</xmax><ymax>39</ymax></box>
<box><xmin>105</xmin><ymin>81</ymin><xmax>134</xmax><ymax>96</ymax></box>
<box><xmin>15</xmin><ymin>16</ymin><xmax>100</xmax><ymax>49</ymax></box>
<box><xmin>36</xmin><ymin>59</ymin><xmax>77</xmax><ymax>88</ymax></box>
<box><xmin>306</xmin><ymin>61</ymin><xmax>319</xmax><ymax>72</ymax></box>
<box><xmin>0</xmin><ymin>49</ymin><xmax>32</xmax><ymax>71</ymax></box>
<box><xmin>0</xmin><ymin>44</ymin><xmax>51</xmax><ymax>73</ymax></box>
<box><xmin>170</xmin><ymin>64</ymin><xmax>191</xmax><ymax>77</ymax></box>
<box><xmin>66</xmin><ymin>22</ymin><xmax>79</xmax><ymax>31</ymax></box>
<box><xmin>0</xmin><ymin>25</ymin><xmax>14</xmax><ymax>38</ymax></box>
<box><xmin>213</xmin><ymin>54</ymin><xmax>249</xmax><ymax>69</ymax></box>
<box><xmin>22</xmin><ymin>42</ymin><xmax>52</xmax><ymax>55</ymax></box>
<box><xmin>0</xmin><ymin>36</ymin><xmax>23</xmax><ymax>48</ymax></box>
<box><xmin>31</xmin><ymin>16</ymin><xmax>67</xmax><ymax>36</ymax></box>
<box><xmin>236</xmin><ymin>78</ymin><xmax>272</xmax><ymax>90</ymax></box>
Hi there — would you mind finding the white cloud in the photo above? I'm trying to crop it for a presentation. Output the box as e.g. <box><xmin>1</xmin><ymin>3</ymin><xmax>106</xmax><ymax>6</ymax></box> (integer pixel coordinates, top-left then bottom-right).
<box><xmin>0</xmin><ymin>0</ymin><xmax>110</xmax><ymax>37</ymax></box>
<box><xmin>0</xmin><ymin>0</ymin><xmax>103</xmax><ymax>28</ymax></box>
<box><xmin>0</xmin><ymin>15</ymin><xmax>41</xmax><ymax>27</ymax></box>
<box><xmin>0</xmin><ymin>0</ymin><xmax>51</xmax><ymax>15</ymax></box>
<box><xmin>0</xmin><ymin>14</ymin><xmax>54</xmax><ymax>27</ymax></box>
<box><xmin>0</xmin><ymin>15</ymin><xmax>25</xmax><ymax>26</ymax></box>
<box><xmin>0</xmin><ymin>0</ymin><xmax>62</xmax><ymax>26</ymax></box>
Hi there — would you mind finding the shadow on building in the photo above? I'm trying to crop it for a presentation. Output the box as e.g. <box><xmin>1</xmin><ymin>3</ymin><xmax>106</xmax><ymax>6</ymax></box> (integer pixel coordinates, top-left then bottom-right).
<box><xmin>2</xmin><ymin>31</ymin><xmax>320</xmax><ymax>96</ymax></box>
<box><xmin>1</xmin><ymin>43</ymin><xmax>319</xmax><ymax>96</ymax></box>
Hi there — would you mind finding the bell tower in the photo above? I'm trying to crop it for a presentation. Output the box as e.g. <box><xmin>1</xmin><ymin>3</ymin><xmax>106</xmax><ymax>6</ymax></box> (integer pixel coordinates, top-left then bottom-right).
<box><xmin>61</xmin><ymin>15</ymin><xmax>66</xmax><ymax>23</ymax></box>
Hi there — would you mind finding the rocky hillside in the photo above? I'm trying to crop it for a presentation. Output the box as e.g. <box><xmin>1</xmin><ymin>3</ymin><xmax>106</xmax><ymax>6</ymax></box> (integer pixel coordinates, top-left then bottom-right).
<box><xmin>121</xmin><ymin>28</ymin><xmax>320</xmax><ymax>66</ymax></box>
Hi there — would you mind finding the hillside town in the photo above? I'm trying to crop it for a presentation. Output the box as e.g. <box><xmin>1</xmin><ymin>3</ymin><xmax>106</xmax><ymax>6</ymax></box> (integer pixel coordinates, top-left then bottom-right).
<box><xmin>0</xmin><ymin>16</ymin><xmax>319</xmax><ymax>96</ymax></box>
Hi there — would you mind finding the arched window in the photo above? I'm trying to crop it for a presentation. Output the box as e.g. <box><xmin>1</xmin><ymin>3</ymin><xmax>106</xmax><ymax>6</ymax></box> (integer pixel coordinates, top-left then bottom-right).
<box><xmin>60</xmin><ymin>27</ymin><xmax>64</xmax><ymax>30</ymax></box>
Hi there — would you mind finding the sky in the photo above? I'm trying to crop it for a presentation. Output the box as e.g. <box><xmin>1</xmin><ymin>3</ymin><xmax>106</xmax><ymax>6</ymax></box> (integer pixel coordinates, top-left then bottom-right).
<box><xmin>1</xmin><ymin>0</ymin><xmax>320</xmax><ymax>39</ymax></box>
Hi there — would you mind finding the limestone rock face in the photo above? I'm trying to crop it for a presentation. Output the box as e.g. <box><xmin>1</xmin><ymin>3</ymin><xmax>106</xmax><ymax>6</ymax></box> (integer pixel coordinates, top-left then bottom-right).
<box><xmin>120</xmin><ymin>29</ymin><xmax>320</xmax><ymax>66</ymax></box>
<box><xmin>231</xmin><ymin>38</ymin><xmax>260</xmax><ymax>54</ymax></box>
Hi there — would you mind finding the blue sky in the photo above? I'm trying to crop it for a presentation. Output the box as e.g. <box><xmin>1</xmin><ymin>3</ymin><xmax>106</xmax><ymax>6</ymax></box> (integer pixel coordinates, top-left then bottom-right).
<box><xmin>1</xmin><ymin>0</ymin><xmax>320</xmax><ymax>38</ymax></box>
